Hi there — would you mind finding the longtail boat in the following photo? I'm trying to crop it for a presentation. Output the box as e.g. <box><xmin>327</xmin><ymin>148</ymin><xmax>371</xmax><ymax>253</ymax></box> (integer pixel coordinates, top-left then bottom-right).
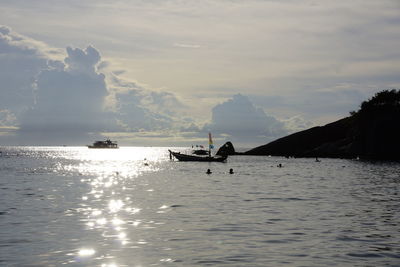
<box><xmin>168</xmin><ymin>150</ymin><xmax>227</xmax><ymax>162</ymax></box>
<box><xmin>169</xmin><ymin>133</ymin><xmax>227</xmax><ymax>162</ymax></box>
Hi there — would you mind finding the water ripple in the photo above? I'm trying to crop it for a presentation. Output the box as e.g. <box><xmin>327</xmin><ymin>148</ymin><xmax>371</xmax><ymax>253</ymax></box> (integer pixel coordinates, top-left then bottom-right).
<box><xmin>0</xmin><ymin>147</ymin><xmax>399</xmax><ymax>266</ymax></box>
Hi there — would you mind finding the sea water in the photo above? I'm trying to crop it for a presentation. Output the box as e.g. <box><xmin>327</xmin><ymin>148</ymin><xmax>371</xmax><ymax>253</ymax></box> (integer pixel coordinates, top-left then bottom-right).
<box><xmin>0</xmin><ymin>146</ymin><xmax>399</xmax><ymax>266</ymax></box>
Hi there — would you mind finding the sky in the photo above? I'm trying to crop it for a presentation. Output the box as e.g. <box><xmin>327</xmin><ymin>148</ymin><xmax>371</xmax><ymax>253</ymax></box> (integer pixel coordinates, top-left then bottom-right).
<box><xmin>0</xmin><ymin>0</ymin><xmax>399</xmax><ymax>147</ymax></box>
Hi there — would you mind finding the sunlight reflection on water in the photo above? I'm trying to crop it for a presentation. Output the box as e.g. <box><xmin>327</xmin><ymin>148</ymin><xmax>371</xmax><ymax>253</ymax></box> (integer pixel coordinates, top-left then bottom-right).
<box><xmin>60</xmin><ymin>147</ymin><xmax>168</xmax><ymax>266</ymax></box>
<box><xmin>1</xmin><ymin>146</ymin><xmax>399</xmax><ymax>266</ymax></box>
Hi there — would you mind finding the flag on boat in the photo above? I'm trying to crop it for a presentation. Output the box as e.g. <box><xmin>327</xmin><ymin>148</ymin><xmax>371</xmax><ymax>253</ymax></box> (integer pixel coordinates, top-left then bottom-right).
<box><xmin>208</xmin><ymin>133</ymin><xmax>214</xmax><ymax>149</ymax></box>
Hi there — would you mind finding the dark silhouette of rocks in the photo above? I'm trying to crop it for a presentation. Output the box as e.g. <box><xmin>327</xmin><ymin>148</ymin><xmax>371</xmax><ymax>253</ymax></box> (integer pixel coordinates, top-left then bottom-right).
<box><xmin>216</xmin><ymin>141</ymin><xmax>237</xmax><ymax>156</ymax></box>
<box><xmin>244</xmin><ymin>90</ymin><xmax>400</xmax><ymax>160</ymax></box>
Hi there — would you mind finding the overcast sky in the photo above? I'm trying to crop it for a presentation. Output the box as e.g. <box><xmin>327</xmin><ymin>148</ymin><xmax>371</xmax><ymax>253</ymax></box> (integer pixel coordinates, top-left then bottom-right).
<box><xmin>1</xmin><ymin>0</ymin><xmax>399</xmax><ymax>147</ymax></box>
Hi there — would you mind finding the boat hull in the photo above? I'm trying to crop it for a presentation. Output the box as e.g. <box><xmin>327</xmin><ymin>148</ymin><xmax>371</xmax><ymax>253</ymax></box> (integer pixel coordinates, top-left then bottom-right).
<box><xmin>192</xmin><ymin>149</ymin><xmax>209</xmax><ymax>155</ymax></box>
<box><xmin>88</xmin><ymin>146</ymin><xmax>119</xmax><ymax>149</ymax></box>
<box><xmin>169</xmin><ymin>150</ymin><xmax>227</xmax><ymax>162</ymax></box>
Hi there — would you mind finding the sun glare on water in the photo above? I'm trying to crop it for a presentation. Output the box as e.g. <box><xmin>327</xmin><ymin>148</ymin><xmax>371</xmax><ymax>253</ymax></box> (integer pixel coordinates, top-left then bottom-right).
<box><xmin>63</xmin><ymin>147</ymin><xmax>168</xmax><ymax>265</ymax></box>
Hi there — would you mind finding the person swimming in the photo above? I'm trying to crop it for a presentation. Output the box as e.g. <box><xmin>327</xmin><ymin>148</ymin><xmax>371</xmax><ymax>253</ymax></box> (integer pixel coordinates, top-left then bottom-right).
<box><xmin>229</xmin><ymin>168</ymin><xmax>234</xmax><ymax>174</ymax></box>
<box><xmin>206</xmin><ymin>169</ymin><xmax>212</xmax><ymax>174</ymax></box>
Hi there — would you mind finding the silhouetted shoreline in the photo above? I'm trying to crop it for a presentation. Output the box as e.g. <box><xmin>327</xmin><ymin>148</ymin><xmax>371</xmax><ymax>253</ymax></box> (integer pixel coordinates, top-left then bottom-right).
<box><xmin>217</xmin><ymin>90</ymin><xmax>400</xmax><ymax>161</ymax></box>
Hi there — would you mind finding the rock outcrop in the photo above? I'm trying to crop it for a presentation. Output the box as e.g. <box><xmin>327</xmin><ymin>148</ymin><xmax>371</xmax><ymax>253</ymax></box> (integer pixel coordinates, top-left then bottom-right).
<box><xmin>216</xmin><ymin>141</ymin><xmax>236</xmax><ymax>156</ymax></box>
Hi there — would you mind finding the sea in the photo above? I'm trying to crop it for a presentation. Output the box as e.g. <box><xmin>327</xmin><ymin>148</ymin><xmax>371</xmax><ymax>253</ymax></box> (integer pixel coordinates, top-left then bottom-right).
<box><xmin>0</xmin><ymin>146</ymin><xmax>399</xmax><ymax>267</ymax></box>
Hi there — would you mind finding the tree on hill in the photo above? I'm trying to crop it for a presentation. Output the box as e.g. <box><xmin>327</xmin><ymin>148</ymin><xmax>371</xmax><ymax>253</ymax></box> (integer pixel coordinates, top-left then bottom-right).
<box><xmin>351</xmin><ymin>89</ymin><xmax>400</xmax><ymax>115</ymax></box>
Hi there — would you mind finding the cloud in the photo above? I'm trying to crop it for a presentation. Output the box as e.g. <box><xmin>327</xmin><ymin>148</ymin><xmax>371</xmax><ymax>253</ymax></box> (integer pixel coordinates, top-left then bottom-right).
<box><xmin>0</xmin><ymin>26</ymin><xmax>187</xmax><ymax>145</ymax></box>
<box><xmin>0</xmin><ymin>108</ymin><xmax>17</xmax><ymax>140</ymax></box>
<box><xmin>114</xmin><ymin>88</ymin><xmax>172</xmax><ymax>131</ymax></box>
<box><xmin>203</xmin><ymin>94</ymin><xmax>288</xmax><ymax>145</ymax></box>
<box><xmin>15</xmin><ymin>45</ymin><xmax>119</xmax><ymax>144</ymax></box>
<box><xmin>2</xmin><ymin>1</ymin><xmax>399</xmax><ymax>128</ymax></box>
<box><xmin>103</xmin><ymin>68</ymin><xmax>190</xmax><ymax>132</ymax></box>
<box><xmin>16</xmin><ymin>44</ymin><xmax>192</xmax><ymax>145</ymax></box>
<box><xmin>142</xmin><ymin>91</ymin><xmax>186</xmax><ymax>116</ymax></box>
<box><xmin>173</xmin><ymin>43</ymin><xmax>201</xmax><ymax>49</ymax></box>
<box><xmin>0</xmin><ymin>25</ymin><xmax>57</xmax><ymax>118</ymax></box>
<box><xmin>2</xmin><ymin>0</ymin><xmax>399</xmax><ymax>148</ymax></box>
<box><xmin>0</xmin><ymin>109</ymin><xmax>17</xmax><ymax>126</ymax></box>
<box><xmin>0</xmin><ymin>26</ymin><xmax>200</xmax><ymax>145</ymax></box>
<box><xmin>0</xmin><ymin>25</ymin><xmax>59</xmax><ymax>57</ymax></box>
<box><xmin>282</xmin><ymin>115</ymin><xmax>314</xmax><ymax>133</ymax></box>
<box><xmin>65</xmin><ymin>46</ymin><xmax>101</xmax><ymax>75</ymax></box>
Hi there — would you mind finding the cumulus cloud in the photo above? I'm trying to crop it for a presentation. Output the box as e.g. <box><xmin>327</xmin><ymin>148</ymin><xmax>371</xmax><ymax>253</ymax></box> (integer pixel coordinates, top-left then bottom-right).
<box><xmin>65</xmin><ymin>46</ymin><xmax>101</xmax><ymax>75</ymax></box>
<box><xmin>0</xmin><ymin>25</ymin><xmax>57</xmax><ymax>118</ymax></box>
<box><xmin>114</xmin><ymin>88</ymin><xmax>172</xmax><ymax>131</ymax></box>
<box><xmin>104</xmin><ymin>69</ymin><xmax>190</xmax><ymax>133</ymax></box>
<box><xmin>0</xmin><ymin>26</ymin><xmax>191</xmax><ymax>145</ymax></box>
<box><xmin>16</xmin><ymin>45</ymin><xmax>119</xmax><ymax>144</ymax></box>
<box><xmin>2</xmin><ymin>1</ymin><xmax>400</xmax><ymax>127</ymax></box>
<box><xmin>17</xmin><ymin>44</ymin><xmax>192</xmax><ymax>145</ymax></box>
<box><xmin>0</xmin><ymin>25</ymin><xmax>322</xmax><ymax>146</ymax></box>
<box><xmin>203</xmin><ymin>94</ymin><xmax>288</xmax><ymax>145</ymax></box>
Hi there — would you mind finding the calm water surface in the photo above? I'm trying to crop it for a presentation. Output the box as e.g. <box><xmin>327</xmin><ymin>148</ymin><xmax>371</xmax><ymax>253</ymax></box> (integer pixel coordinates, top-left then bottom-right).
<box><xmin>0</xmin><ymin>146</ymin><xmax>399</xmax><ymax>266</ymax></box>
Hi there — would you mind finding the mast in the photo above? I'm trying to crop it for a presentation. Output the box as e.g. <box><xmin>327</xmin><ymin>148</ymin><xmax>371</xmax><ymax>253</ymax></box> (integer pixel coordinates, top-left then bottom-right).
<box><xmin>208</xmin><ymin>132</ymin><xmax>214</xmax><ymax>157</ymax></box>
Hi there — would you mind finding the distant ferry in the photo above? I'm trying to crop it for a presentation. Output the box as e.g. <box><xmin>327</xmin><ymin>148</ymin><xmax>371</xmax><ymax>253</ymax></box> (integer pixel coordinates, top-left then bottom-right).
<box><xmin>88</xmin><ymin>139</ymin><xmax>118</xmax><ymax>149</ymax></box>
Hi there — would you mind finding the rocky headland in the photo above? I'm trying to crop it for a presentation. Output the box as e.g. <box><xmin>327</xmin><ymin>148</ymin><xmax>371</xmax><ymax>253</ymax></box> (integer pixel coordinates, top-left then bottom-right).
<box><xmin>218</xmin><ymin>90</ymin><xmax>400</xmax><ymax>160</ymax></box>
